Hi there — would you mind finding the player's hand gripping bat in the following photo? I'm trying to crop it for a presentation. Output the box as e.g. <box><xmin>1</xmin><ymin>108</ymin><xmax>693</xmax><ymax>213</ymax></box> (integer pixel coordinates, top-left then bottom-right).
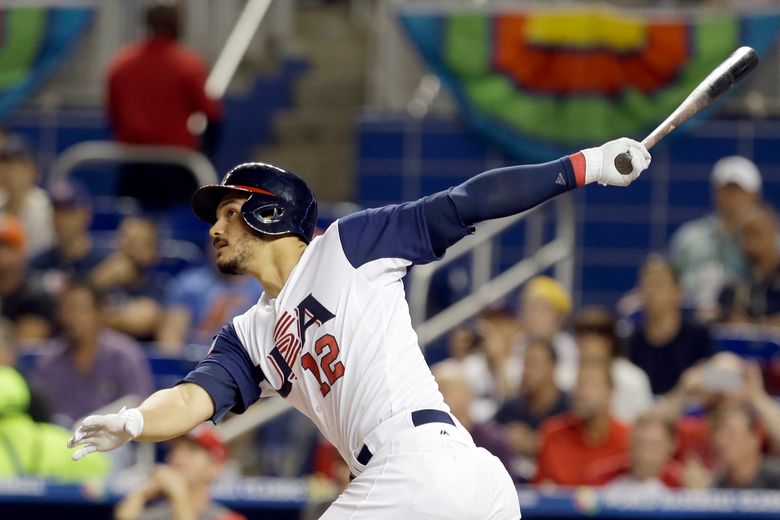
<box><xmin>615</xmin><ymin>46</ymin><xmax>759</xmax><ymax>175</ymax></box>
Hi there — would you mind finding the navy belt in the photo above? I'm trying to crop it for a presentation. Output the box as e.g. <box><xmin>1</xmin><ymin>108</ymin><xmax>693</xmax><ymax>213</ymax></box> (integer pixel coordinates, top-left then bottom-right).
<box><xmin>356</xmin><ymin>409</ymin><xmax>455</xmax><ymax>466</ymax></box>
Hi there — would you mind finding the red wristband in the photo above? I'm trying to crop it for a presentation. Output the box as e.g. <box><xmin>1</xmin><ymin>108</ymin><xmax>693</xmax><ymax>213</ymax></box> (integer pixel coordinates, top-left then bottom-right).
<box><xmin>568</xmin><ymin>152</ymin><xmax>586</xmax><ymax>186</ymax></box>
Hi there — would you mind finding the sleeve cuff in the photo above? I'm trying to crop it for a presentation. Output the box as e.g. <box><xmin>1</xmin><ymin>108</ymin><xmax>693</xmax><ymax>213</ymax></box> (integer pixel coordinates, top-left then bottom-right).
<box><xmin>568</xmin><ymin>151</ymin><xmax>587</xmax><ymax>186</ymax></box>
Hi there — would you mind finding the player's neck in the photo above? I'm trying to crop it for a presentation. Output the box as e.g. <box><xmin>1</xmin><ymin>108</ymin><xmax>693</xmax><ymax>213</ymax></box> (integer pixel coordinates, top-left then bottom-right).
<box><xmin>248</xmin><ymin>236</ymin><xmax>307</xmax><ymax>298</ymax></box>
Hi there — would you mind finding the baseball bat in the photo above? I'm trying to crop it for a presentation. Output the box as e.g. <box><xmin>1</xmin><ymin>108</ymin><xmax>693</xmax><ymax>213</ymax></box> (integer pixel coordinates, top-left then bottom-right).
<box><xmin>615</xmin><ymin>46</ymin><xmax>759</xmax><ymax>175</ymax></box>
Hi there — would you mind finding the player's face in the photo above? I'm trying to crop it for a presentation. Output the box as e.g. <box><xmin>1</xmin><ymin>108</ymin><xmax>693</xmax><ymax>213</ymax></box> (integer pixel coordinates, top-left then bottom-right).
<box><xmin>211</xmin><ymin>195</ymin><xmax>257</xmax><ymax>275</ymax></box>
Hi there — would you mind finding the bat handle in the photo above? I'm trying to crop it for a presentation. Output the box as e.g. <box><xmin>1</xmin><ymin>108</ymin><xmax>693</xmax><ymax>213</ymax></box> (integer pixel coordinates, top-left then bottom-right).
<box><xmin>615</xmin><ymin>152</ymin><xmax>634</xmax><ymax>175</ymax></box>
<box><xmin>614</xmin><ymin>136</ymin><xmax>653</xmax><ymax>175</ymax></box>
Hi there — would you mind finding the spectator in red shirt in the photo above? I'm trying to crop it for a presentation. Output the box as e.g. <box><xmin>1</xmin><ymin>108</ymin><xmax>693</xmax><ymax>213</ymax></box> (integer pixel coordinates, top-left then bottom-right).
<box><xmin>106</xmin><ymin>1</ymin><xmax>222</xmax><ymax>209</ymax></box>
<box><xmin>535</xmin><ymin>360</ymin><xmax>630</xmax><ymax>486</ymax></box>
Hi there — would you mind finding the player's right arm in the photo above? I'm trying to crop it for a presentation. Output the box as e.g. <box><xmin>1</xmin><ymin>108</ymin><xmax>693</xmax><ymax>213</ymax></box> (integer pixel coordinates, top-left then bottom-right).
<box><xmin>69</xmin><ymin>323</ymin><xmax>264</xmax><ymax>460</ymax></box>
<box><xmin>67</xmin><ymin>384</ymin><xmax>212</xmax><ymax>460</ymax></box>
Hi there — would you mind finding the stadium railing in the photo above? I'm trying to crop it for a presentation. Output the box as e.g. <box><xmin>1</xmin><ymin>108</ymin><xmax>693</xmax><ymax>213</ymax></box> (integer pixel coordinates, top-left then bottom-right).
<box><xmin>408</xmin><ymin>195</ymin><xmax>575</xmax><ymax>350</ymax></box>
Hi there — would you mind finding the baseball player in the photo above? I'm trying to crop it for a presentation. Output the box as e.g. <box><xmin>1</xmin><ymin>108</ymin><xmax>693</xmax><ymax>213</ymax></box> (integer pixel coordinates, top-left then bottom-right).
<box><xmin>68</xmin><ymin>138</ymin><xmax>650</xmax><ymax>518</ymax></box>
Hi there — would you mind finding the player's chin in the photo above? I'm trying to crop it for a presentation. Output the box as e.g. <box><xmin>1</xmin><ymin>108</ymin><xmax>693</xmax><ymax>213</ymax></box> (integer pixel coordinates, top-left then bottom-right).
<box><xmin>216</xmin><ymin>257</ymin><xmax>244</xmax><ymax>275</ymax></box>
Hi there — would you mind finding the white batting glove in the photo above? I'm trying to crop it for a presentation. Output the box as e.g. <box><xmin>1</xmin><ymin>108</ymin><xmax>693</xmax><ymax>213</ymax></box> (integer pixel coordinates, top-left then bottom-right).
<box><xmin>581</xmin><ymin>137</ymin><xmax>651</xmax><ymax>187</ymax></box>
<box><xmin>67</xmin><ymin>407</ymin><xmax>144</xmax><ymax>461</ymax></box>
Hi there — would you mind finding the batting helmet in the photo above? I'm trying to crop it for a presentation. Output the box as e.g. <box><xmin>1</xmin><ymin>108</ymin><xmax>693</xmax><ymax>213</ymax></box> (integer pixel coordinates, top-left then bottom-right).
<box><xmin>191</xmin><ymin>162</ymin><xmax>318</xmax><ymax>243</ymax></box>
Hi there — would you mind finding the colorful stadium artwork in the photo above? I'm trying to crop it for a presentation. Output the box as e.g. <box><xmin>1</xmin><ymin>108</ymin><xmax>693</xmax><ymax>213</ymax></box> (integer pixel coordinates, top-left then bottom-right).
<box><xmin>399</xmin><ymin>7</ymin><xmax>780</xmax><ymax>159</ymax></box>
<box><xmin>0</xmin><ymin>6</ymin><xmax>93</xmax><ymax>121</ymax></box>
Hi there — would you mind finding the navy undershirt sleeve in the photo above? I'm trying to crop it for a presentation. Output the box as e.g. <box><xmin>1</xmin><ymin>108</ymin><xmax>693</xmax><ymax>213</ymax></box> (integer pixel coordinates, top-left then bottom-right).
<box><xmin>178</xmin><ymin>323</ymin><xmax>265</xmax><ymax>423</ymax></box>
<box><xmin>424</xmin><ymin>157</ymin><xmax>578</xmax><ymax>255</ymax></box>
<box><xmin>338</xmin><ymin>199</ymin><xmax>441</xmax><ymax>267</ymax></box>
<box><xmin>339</xmin><ymin>156</ymin><xmax>578</xmax><ymax>262</ymax></box>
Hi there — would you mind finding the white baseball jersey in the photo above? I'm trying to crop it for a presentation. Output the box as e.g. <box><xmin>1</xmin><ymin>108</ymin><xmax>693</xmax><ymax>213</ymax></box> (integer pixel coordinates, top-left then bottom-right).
<box><xmin>186</xmin><ymin>201</ymin><xmax>449</xmax><ymax>465</ymax></box>
<box><xmin>184</xmin><ymin>199</ymin><xmax>521</xmax><ymax>517</ymax></box>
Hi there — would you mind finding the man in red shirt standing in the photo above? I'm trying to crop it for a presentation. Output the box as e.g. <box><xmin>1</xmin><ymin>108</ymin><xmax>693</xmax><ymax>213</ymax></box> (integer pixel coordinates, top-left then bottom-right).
<box><xmin>535</xmin><ymin>361</ymin><xmax>630</xmax><ymax>486</ymax></box>
<box><xmin>107</xmin><ymin>1</ymin><xmax>222</xmax><ymax>208</ymax></box>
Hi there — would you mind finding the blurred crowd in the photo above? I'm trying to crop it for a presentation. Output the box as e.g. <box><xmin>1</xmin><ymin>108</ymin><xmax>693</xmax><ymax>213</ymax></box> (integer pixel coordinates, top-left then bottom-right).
<box><xmin>1</xmin><ymin>2</ymin><xmax>780</xmax><ymax>507</ymax></box>
<box><xmin>433</xmin><ymin>152</ymin><xmax>780</xmax><ymax>493</ymax></box>
<box><xmin>2</xmin><ymin>120</ymin><xmax>780</xmax><ymax>499</ymax></box>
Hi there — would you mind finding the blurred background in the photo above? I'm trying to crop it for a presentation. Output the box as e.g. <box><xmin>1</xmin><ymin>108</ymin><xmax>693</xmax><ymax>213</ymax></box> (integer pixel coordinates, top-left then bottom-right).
<box><xmin>2</xmin><ymin>0</ymin><xmax>780</xmax><ymax>518</ymax></box>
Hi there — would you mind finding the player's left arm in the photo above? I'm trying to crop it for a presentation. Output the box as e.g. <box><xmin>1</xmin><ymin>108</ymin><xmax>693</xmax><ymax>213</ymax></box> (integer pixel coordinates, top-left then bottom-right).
<box><xmin>424</xmin><ymin>138</ymin><xmax>650</xmax><ymax>256</ymax></box>
<box><xmin>337</xmin><ymin>139</ymin><xmax>649</xmax><ymax>269</ymax></box>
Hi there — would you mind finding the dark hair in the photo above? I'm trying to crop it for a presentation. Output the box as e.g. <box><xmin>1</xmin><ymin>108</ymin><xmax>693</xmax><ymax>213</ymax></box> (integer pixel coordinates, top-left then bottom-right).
<box><xmin>573</xmin><ymin>305</ymin><xmax>625</xmax><ymax>358</ymax></box>
<box><xmin>145</xmin><ymin>1</ymin><xmax>180</xmax><ymax>39</ymax></box>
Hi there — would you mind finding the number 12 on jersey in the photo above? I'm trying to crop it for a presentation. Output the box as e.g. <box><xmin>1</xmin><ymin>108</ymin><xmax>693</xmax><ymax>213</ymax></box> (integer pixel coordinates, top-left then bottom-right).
<box><xmin>301</xmin><ymin>334</ymin><xmax>345</xmax><ymax>397</ymax></box>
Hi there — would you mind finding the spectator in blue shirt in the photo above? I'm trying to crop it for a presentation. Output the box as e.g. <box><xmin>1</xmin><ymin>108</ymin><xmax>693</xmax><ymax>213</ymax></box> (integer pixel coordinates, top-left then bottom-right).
<box><xmin>156</xmin><ymin>261</ymin><xmax>261</xmax><ymax>354</ymax></box>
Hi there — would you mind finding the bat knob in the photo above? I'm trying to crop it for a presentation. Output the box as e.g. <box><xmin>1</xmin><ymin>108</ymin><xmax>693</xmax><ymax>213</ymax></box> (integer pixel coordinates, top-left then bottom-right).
<box><xmin>614</xmin><ymin>152</ymin><xmax>633</xmax><ymax>175</ymax></box>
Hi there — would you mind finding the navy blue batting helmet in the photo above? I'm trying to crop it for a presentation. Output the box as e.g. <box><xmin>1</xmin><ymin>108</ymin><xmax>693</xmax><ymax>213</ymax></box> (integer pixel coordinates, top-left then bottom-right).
<box><xmin>191</xmin><ymin>162</ymin><xmax>317</xmax><ymax>243</ymax></box>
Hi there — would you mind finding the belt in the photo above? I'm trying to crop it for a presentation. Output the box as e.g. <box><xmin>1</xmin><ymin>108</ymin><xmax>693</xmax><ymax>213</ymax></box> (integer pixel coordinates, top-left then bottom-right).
<box><xmin>356</xmin><ymin>409</ymin><xmax>455</xmax><ymax>466</ymax></box>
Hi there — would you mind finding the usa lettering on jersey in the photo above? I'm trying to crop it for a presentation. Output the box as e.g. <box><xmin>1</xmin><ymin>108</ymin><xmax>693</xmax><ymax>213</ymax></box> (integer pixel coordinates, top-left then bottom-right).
<box><xmin>267</xmin><ymin>293</ymin><xmax>343</xmax><ymax>397</ymax></box>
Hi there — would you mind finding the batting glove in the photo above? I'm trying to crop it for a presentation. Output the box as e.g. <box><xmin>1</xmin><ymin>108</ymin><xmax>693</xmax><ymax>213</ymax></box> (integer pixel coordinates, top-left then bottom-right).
<box><xmin>581</xmin><ymin>138</ymin><xmax>651</xmax><ymax>187</ymax></box>
<box><xmin>67</xmin><ymin>407</ymin><xmax>144</xmax><ymax>461</ymax></box>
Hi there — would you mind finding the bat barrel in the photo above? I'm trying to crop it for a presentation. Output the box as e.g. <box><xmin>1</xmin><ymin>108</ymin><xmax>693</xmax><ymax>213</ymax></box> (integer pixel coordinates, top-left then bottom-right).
<box><xmin>614</xmin><ymin>46</ymin><xmax>758</xmax><ymax>175</ymax></box>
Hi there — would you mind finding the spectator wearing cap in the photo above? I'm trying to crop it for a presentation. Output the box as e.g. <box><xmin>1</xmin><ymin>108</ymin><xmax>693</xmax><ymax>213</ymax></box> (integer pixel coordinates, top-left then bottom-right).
<box><xmin>628</xmin><ymin>254</ymin><xmax>716</xmax><ymax>395</ymax></box>
<box><xmin>0</xmin><ymin>136</ymin><xmax>53</xmax><ymax>257</ymax></box>
<box><xmin>513</xmin><ymin>276</ymin><xmax>578</xmax><ymax>393</ymax></box>
<box><xmin>31</xmin><ymin>181</ymin><xmax>105</xmax><ymax>294</ymax></box>
<box><xmin>669</xmin><ymin>156</ymin><xmax>761</xmax><ymax>317</ymax></box>
<box><xmin>30</xmin><ymin>280</ymin><xmax>153</xmax><ymax>427</ymax></box>
<box><xmin>719</xmin><ymin>203</ymin><xmax>780</xmax><ymax>326</ymax></box>
<box><xmin>115</xmin><ymin>424</ymin><xmax>245</xmax><ymax>520</ymax></box>
<box><xmin>574</xmin><ymin>306</ymin><xmax>653</xmax><ymax>423</ymax></box>
<box><xmin>0</xmin><ymin>214</ymin><xmax>57</xmax><ymax>340</ymax></box>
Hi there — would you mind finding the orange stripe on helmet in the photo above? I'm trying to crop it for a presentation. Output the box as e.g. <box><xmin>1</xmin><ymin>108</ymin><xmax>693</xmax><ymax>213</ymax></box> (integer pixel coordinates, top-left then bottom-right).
<box><xmin>227</xmin><ymin>184</ymin><xmax>276</xmax><ymax>197</ymax></box>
